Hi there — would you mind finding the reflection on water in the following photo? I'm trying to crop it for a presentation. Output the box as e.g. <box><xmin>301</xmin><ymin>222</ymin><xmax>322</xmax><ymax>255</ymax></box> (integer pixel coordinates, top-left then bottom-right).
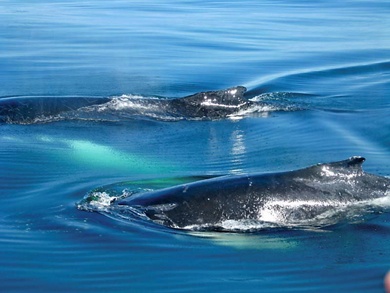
<box><xmin>186</xmin><ymin>231</ymin><xmax>298</xmax><ymax>250</ymax></box>
<box><xmin>230</xmin><ymin>129</ymin><xmax>246</xmax><ymax>174</ymax></box>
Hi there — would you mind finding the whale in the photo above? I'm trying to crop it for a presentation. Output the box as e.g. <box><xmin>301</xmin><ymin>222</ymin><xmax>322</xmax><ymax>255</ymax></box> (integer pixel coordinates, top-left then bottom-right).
<box><xmin>0</xmin><ymin>86</ymin><xmax>252</xmax><ymax>123</ymax></box>
<box><xmin>117</xmin><ymin>156</ymin><xmax>390</xmax><ymax>230</ymax></box>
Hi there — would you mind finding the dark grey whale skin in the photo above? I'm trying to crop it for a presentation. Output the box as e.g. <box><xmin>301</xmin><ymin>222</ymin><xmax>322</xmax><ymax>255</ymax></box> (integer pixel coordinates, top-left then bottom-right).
<box><xmin>118</xmin><ymin>157</ymin><xmax>390</xmax><ymax>229</ymax></box>
<box><xmin>168</xmin><ymin>86</ymin><xmax>251</xmax><ymax>118</ymax></box>
<box><xmin>0</xmin><ymin>96</ymin><xmax>111</xmax><ymax>123</ymax></box>
<box><xmin>0</xmin><ymin>86</ymin><xmax>250</xmax><ymax>122</ymax></box>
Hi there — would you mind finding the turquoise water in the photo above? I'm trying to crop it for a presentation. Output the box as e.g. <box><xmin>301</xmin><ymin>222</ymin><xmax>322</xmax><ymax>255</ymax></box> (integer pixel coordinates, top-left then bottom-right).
<box><xmin>1</xmin><ymin>0</ymin><xmax>390</xmax><ymax>292</ymax></box>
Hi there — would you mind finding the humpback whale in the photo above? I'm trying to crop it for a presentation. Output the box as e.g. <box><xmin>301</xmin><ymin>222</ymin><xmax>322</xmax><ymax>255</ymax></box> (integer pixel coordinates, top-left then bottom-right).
<box><xmin>117</xmin><ymin>157</ymin><xmax>390</xmax><ymax>230</ymax></box>
<box><xmin>0</xmin><ymin>86</ymin><xmax>251</xmax><ymax>123</ymax></box>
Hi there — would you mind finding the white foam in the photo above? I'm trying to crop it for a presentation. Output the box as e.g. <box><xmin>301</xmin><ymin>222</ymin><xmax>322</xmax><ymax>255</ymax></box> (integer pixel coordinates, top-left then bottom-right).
<box><xmin>183</xmin><ymin>219</ymin><xmax>277</xmax><ymax>232</ymax></box>
<box><xmin>227</xmin><ymin>104</ymin><xmax>276</xmax><ymax>120</ymax></box>
<box><xmin>361</xmin><ymin>193</ymin><xmax>390</xmax><ymax>207</ymax></box>
<box><xmin>219</xmin><ymin>219</ymin><xmax>279</xmax><ymax>231</ymax></box>
<box><xmin>77</xmin><ymin>191</ymin><xmax>127</xmax><ymax>213</ymax></box>
<box><xmin>76</xmin><ymin>95</ymin><xmax>160</xmax><ymax>114</ymax></box>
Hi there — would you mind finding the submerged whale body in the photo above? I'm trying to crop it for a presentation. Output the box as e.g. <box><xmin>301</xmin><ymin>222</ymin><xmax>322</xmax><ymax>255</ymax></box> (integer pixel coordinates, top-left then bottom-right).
<box><xmin>118</xmin><ymin>157</ymin><xmax>390</xmax><ymax>230</ymax></box>
<box><xmin>0</xmin><ymin>96</ymin><xmax>111</xmax><ymax>123</ymax></box>
<box><xmin>0</xmin><ymin>86</ymin><xmax>252</xmax><ymax>123</ymax></box>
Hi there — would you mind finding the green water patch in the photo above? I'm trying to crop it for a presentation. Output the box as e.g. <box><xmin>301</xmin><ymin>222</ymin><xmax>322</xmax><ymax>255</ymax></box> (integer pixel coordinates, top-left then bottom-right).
<box><xmin>36</xmin><ymin>135</ymin><xmax>177</xmax><ymax>175</ymax></box>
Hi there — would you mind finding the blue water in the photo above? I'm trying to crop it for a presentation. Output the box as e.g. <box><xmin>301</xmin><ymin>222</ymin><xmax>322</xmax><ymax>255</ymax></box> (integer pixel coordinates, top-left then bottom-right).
<box><xmin>1</xmin><ymin>0</ymin><xmax>390</xmax><ymax>292</ymax></box>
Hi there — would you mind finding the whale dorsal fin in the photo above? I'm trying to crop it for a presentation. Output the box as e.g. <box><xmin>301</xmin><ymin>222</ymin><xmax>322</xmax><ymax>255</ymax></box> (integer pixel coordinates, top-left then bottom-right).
<box><xmin>294</xmin><ymin>156</ymin><xmax>366</xmax><ymax>180</ymax></box>
<box><xmin>323</xmin><ymin>156</ymin><xmax>365</xmax><ymax>169</ymax></box>
<box><xmin>176</xmin><ymin>86</ymin><xmax>248</xmax><ymax>106</ymax></box>
<box><xmin>317</xmin><ymin>156</ymin><xmax>366</xmax><ymax>176</ymax></box>
<box><xmin>169</xmin><ymin>86</ymin><xmax>249</xmax><ymax>118</ymax></box>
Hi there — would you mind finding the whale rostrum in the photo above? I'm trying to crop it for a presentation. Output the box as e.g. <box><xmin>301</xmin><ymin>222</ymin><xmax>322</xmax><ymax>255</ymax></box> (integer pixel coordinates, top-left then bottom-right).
<box><xmin>118</xmin><ymin>157</ymin><xmax>390</xmax><ymax>230</ymax></box>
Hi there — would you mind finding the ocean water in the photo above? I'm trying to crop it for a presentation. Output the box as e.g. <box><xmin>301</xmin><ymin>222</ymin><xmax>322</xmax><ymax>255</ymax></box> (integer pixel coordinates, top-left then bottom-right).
<box><xmin>1</xmin><ymin>0</ymin><xmax>390</xmax><ymax>292</ymax></box>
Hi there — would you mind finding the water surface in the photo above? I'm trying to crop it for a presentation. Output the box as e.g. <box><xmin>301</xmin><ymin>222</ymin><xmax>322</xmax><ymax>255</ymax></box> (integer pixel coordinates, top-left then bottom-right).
<box><xmin>1</xmin><ymin>0</ymin><xmax>390</xmax><ymax>292</ymax></box>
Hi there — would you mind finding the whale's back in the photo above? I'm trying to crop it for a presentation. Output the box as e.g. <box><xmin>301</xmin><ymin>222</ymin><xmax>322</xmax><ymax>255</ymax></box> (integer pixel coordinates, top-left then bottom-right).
<box><xmin>169</xmin><ymin>86</ymin><xmax>250</xmax><ymax>118</ymax></box>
